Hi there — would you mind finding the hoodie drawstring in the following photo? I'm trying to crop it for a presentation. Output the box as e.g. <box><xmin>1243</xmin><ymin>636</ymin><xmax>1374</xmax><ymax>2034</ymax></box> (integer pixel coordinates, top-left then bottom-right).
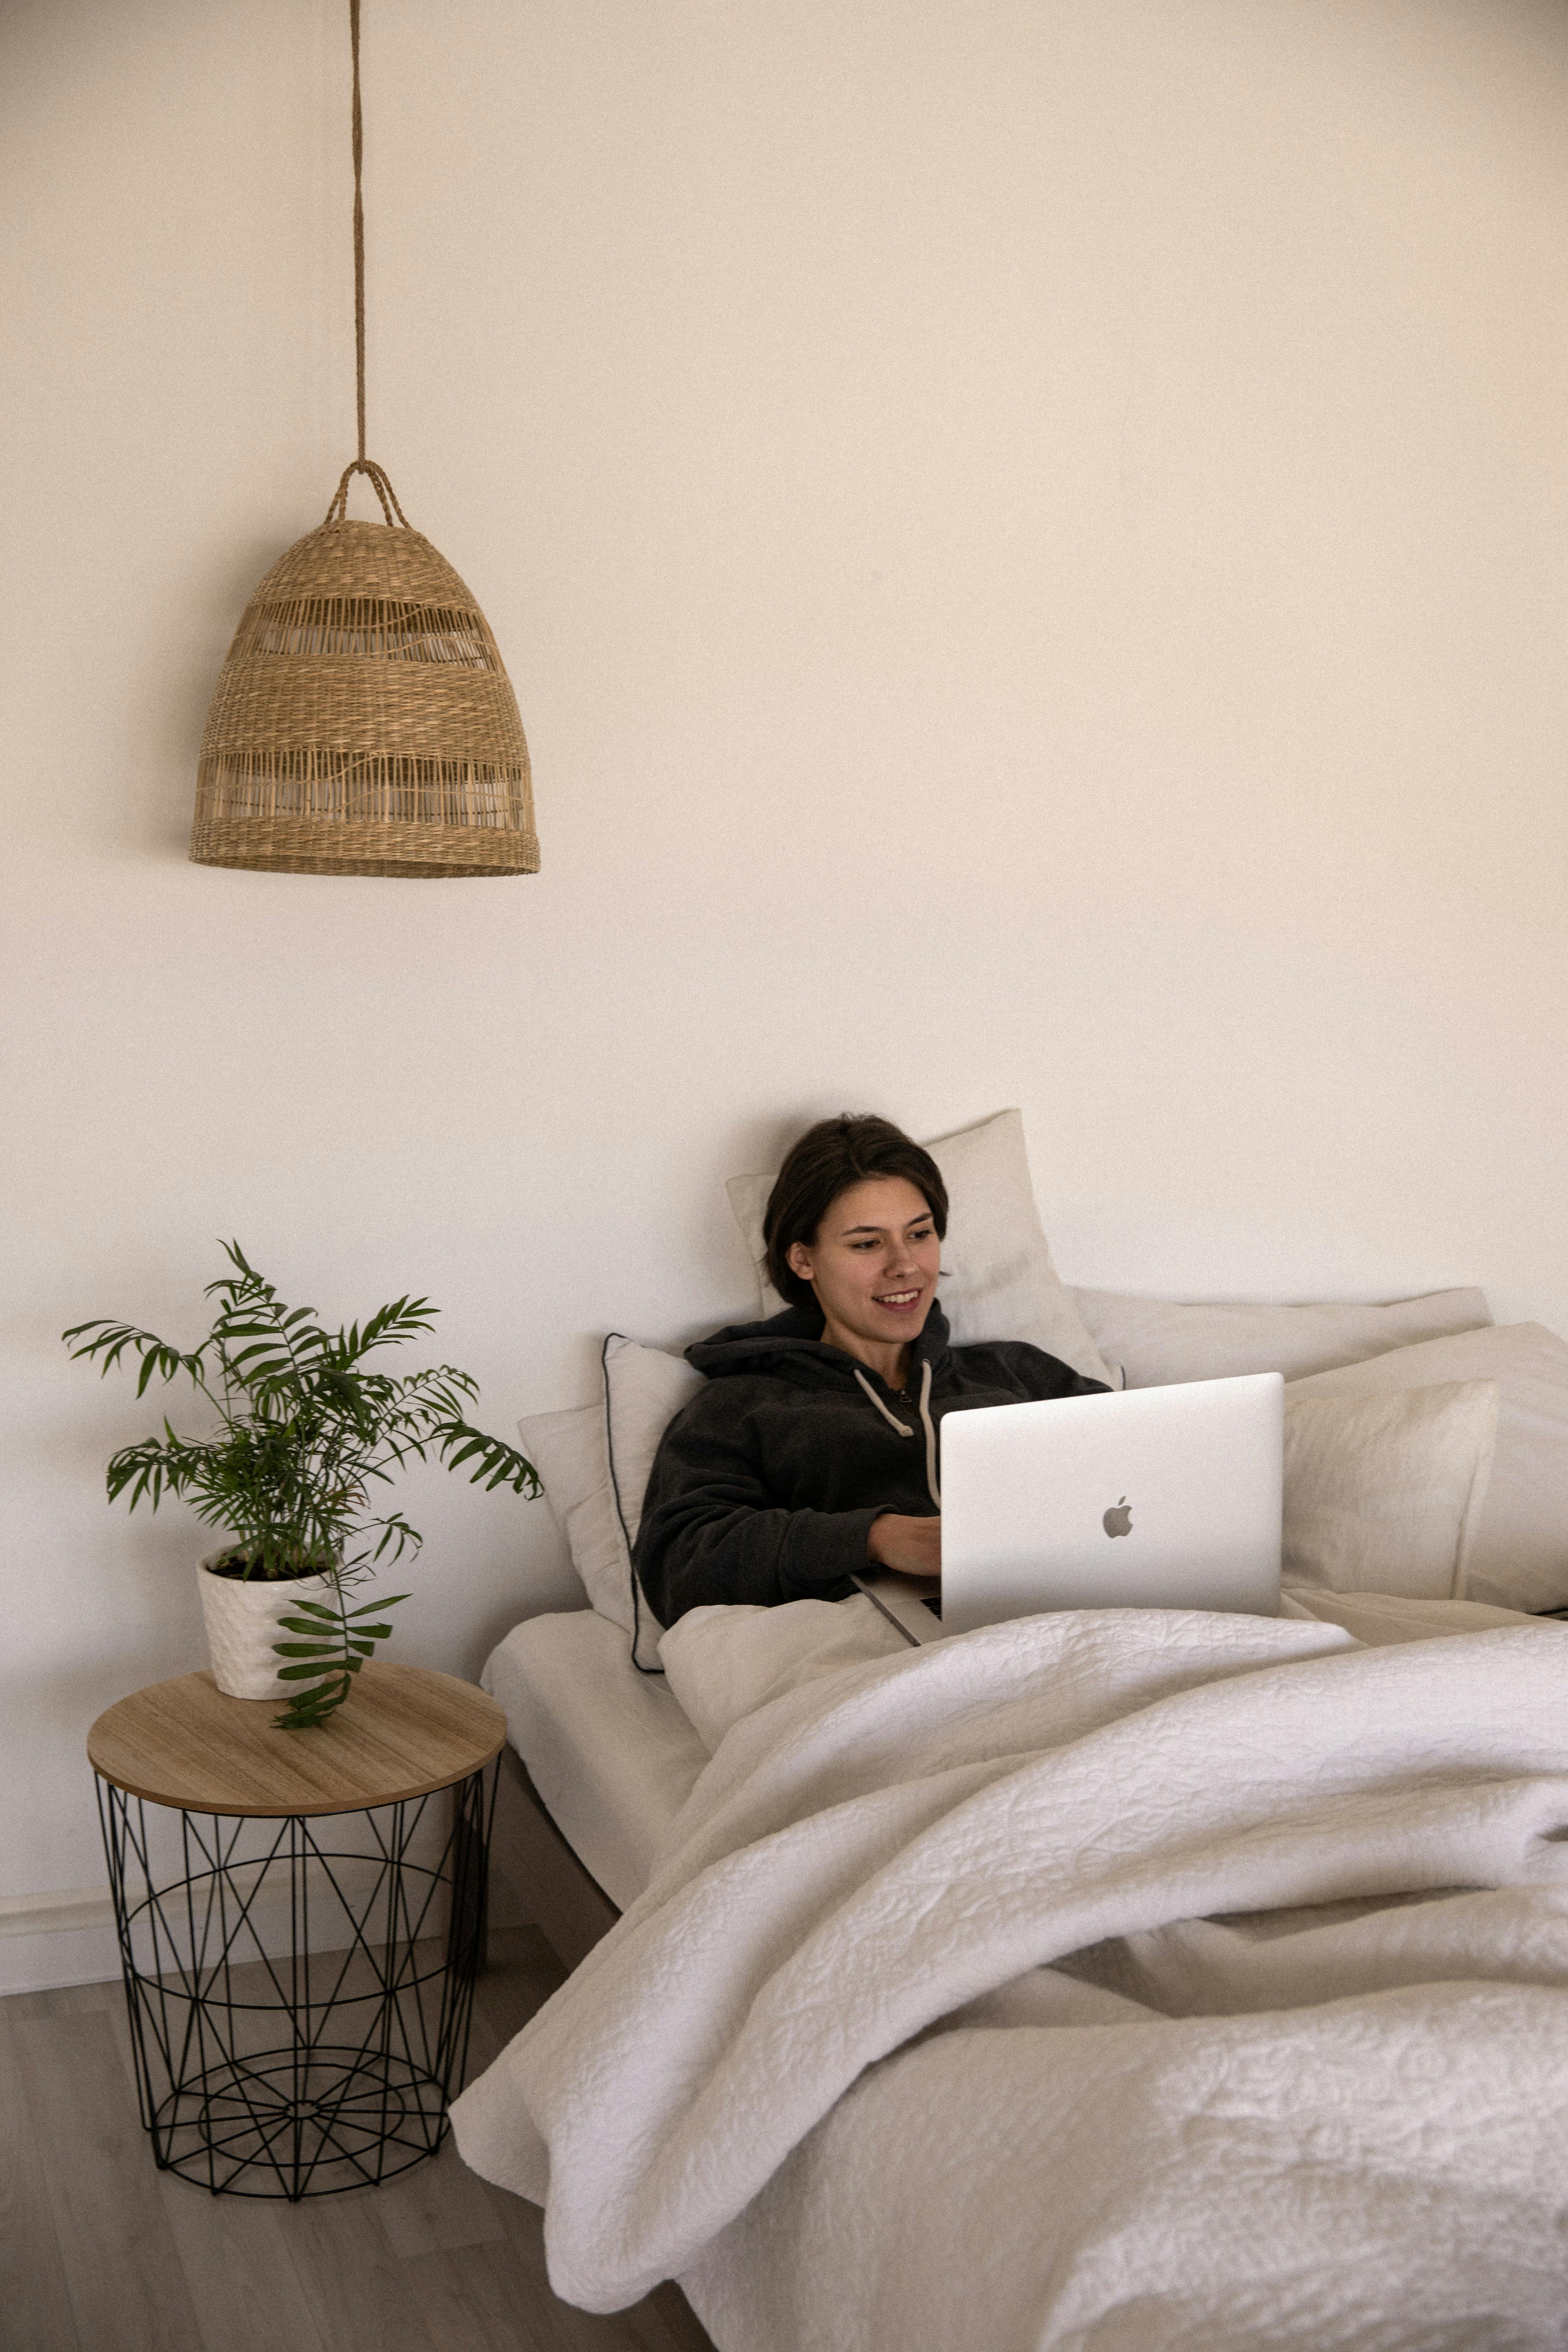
<box><xmin>917</xmin><ymin>1357</ymin><xmax>941</xmax><ymax>1511</ymax></box>
<box><xmin>854</xmin><ymin>1361</ymin><xmax>942</xmax><ymax>1512</ymax></box>
<box><xmin>854</xmin><ymin>1368</ymin><xmax>910</xmax><ymax>1438</ymax></box>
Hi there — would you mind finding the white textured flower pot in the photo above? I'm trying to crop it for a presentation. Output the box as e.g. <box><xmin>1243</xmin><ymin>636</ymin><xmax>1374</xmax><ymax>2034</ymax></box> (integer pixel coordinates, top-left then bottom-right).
<box><xmin>197</xmin><ymin>1556</ymin><xmax>336</xmax><ymax>1700</ymax></box>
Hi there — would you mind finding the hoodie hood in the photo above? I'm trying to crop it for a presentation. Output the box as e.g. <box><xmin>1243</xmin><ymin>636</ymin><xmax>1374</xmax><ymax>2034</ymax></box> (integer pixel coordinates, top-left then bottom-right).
<box><xmin>688</xmin><ymin>1299</ymin><xmax>953</xmax><ymax>1391</ymax></box>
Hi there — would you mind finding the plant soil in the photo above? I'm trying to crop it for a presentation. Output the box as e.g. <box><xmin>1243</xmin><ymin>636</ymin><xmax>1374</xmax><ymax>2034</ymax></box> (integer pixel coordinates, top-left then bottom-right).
<box><xmin>205</xmin><ymin>1550</ymin><xmax>335</xmax><ymax>1582</ymax></box>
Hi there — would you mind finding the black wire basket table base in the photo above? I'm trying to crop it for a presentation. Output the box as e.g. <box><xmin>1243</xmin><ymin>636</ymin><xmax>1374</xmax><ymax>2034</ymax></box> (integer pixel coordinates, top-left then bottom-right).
<box><xmin>96</xmin><ymin>1767</ymin><xmax>496</xmax><ymax>2200</ymax></box>
<box><xmin>148</xmin><ymin>2044</ymin><xmax>448</xmax><ymax>2193</ymax></box>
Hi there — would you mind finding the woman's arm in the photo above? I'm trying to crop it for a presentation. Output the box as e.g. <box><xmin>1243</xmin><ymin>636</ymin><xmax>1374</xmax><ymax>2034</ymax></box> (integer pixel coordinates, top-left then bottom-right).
<box><xmin>635</xmin><ymin>1396</ymin><xmax>887</xmax><ymax>1624</ymax></box>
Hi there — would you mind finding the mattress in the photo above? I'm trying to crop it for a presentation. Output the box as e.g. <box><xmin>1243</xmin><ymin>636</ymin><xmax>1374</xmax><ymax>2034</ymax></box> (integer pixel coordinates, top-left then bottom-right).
<box><xmin>482</xmin><ymin>1609</ymin><xmax>707</xmax><ymax>1910</ymax></box>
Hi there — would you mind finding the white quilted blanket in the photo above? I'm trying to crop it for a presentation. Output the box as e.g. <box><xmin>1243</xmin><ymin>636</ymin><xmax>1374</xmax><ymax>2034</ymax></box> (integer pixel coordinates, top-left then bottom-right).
<box><xmin>452</xmin><ymin>1610</ymin><xmax>1568</xmax><ymax>2349</ymax></box>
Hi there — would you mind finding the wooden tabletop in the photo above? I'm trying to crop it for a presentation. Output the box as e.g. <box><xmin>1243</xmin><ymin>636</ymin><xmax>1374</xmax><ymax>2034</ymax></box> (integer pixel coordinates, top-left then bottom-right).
<box><xmin>87</xmin><ymin>1661</ymin><xmax>508</xmax><ymax>1817</ymax></box>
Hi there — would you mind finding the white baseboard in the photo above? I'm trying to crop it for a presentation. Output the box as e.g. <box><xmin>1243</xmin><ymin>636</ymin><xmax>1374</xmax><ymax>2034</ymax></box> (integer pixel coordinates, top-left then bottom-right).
<box><xmin>0</xmin><ymin>1917</ymin><xmax>124</xmax><ymax>1997</ymax></box>
<box><xmin>0</xmin><ymin>1887</ymin><xmax>115</xmax><ymax>1940</ymax></box>
<box><xmin>0</xmin><ymin>1858</ymin><xmax>442</xmax><ymax>1998</ymax></box>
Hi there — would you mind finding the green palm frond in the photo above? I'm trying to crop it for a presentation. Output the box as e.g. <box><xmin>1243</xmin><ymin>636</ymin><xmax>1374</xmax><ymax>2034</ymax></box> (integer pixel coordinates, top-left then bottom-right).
<box><xmin>436</xmin><ymin>1421</ymin><xmax>541</xmax><ymax>1495</ymax></box>
<box><xmin>63</xmin><ymin>1321</ymin><xmax>215</xmax><ymax>1400</ymax></box>
<box><xmin>335</xmin><ymin>1296</ymin><xmax>440</xmax><ymax>1364</ymax></box>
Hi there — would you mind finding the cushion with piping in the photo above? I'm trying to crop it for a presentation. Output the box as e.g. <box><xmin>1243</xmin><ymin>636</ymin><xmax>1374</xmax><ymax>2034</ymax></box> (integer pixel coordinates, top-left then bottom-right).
<box><xmin>1281</xmin><ymin>1381</ymin><xmax>1498</xmax><ymax>1600</ymax></box>
<box><xmin>606</xmin><ymin>1335</ymin><xmax>704</xmax><ymax>1552</ymax></box>
<box><xmin>1072</xmin><ymin>1286</ymin><xmax>1492</xmax><ymax>1390</ymax></box>
<box><xmin>726</xmin><ymin>1107</ymin><xmax>1116</xmax><ymax>1387</ymax></box>
<box><xmin>1286</xmin><ymin>1324</ymin><xmax>1568</xmax><ymax>1614</ymax></box>
<box><xmin>519</xmin><ymin>1335</ymin><xmax>701</xmax><ymax>1668</ymax></box>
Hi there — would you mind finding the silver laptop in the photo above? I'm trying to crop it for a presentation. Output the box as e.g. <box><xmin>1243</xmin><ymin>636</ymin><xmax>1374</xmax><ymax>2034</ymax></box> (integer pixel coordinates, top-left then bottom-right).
<box><xmin>855</xmin><ymin>1372</ymin><xmax>1283</xmax><ymax>1645</ymax></box>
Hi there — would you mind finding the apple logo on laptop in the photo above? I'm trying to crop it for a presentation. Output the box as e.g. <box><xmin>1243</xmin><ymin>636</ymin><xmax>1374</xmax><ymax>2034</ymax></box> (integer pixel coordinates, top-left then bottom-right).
<box><xmin>1102</xmin><ymin>1497</ymin><xmax>1132</xmax><ymax>1538</ymax></box>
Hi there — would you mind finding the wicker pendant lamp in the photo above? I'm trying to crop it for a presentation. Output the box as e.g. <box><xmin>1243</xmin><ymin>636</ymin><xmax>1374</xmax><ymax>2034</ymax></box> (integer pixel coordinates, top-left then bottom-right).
<box><xmin>190</xmin><ymin>2</ymin><xmax>538</xmax><ymax>878</ymax></box>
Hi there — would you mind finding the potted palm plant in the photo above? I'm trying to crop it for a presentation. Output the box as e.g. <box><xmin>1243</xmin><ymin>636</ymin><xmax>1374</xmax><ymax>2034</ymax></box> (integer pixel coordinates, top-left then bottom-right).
<box><xmin>65</xmin><ymin>1242</ymin><xmax>537</xmax><ymax>1728</ymax></box>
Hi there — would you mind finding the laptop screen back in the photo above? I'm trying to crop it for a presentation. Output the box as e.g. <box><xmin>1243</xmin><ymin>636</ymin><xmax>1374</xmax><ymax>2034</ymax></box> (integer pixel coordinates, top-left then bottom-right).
<box><xmin>938</xmin><ymin>1372</ymin><xmax>1283</xmax><ymax>1635</ymax></box>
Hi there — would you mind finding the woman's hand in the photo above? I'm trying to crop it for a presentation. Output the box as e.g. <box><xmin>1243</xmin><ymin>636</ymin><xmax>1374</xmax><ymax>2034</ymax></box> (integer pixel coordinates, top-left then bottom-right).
<box><xmin>867</xmin><ymin>1512</ymin><xmax>941</xmax><ymax>1580</ymax></box>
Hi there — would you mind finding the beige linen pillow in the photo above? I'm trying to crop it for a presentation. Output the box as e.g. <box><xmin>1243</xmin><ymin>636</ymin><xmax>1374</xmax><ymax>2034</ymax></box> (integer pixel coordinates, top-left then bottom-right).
<box><xmin>605</xmin><ymin>1336</ymin><xmax>704</xmax><ymax>1550</ymax></box>
<box><xmin>1279</xmin><ymin>1589</ymin><xmax>1545</xmax><ymax>1647</ymax></box>
<box><xmin>518</xmin><ymin>1335</ymin><xmax>701</xmax><ymax>1666</ymax></box>
<box><xmin>726</xmin><ymin>1108</ymin><xmax>1116</xmax><ymax>1386</ymax></box>
<box><xmin>1281</xmin><ymin>1382</ymin><xmax>1498</xmax><ymax>1600</ymax></box>
<box><xmin>1286</xmin><ymin>1324</ymin><xmax>1568</xmax><ymax>1614</ymax></box>
<box><xmin>515</xmin><ymin>1399</ymin><xmax>609</xmax><ymax>1602</ymax></box>
<box><xmin>1073</xmin><ymin>1287</ymin><xmax>1492</xmax><ymax>1391</ymax></box>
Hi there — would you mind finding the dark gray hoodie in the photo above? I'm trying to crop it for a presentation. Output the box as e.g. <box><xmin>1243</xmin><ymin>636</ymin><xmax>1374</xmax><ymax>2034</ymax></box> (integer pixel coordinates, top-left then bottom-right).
<box><xmin>634</xmin><ymin>1300</ymin><xmax>1107</xmax><ymax>1624</ymax></box>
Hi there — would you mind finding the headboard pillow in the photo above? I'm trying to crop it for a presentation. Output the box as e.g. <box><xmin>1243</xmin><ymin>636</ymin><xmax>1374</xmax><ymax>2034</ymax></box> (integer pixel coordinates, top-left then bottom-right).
<box><xmin>1074</xmin><ymin>1286</ymin><xmax>1493</xmax><ymax>1390</ymax></box>
<box><xmin>1279</xmin><ymin>1589</ymin><xmax>1545</xmax><ymax>1646</ymax></box>
<box><xmin>726</xmin><ymin>1107</ymin><xmax>1118</xmax><ymax>1388</ymax></box>
<box><xmin>519</xmin><ymin>1335</ymin><xmax>700</xmax><ymax>1670</ymax></box>
<box><xmin>1286</xmin><ymin>1324</ymin><xmax>1568</xmax><ymax>1614</ymax></box>
<box><xmin>1281</xmin><ymin>1381</ymin><xmax>1499</xmax><ymax>1601</ymax></box>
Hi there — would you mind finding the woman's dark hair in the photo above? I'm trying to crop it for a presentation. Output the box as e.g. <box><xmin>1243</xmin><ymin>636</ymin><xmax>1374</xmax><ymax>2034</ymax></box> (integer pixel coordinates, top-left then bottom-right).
<box><xmin>763</xmin><ymin>1115</ymin><xmax>948</xmax><ymax>1311</ymax></box>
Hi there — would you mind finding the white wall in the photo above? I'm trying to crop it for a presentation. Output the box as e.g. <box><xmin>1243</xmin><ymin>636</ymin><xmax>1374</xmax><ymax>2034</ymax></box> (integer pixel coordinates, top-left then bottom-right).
<box><xmin>3</xmin><ymin>0</ymin><xmax>1564</xmax><ymax>1988</ymax></box>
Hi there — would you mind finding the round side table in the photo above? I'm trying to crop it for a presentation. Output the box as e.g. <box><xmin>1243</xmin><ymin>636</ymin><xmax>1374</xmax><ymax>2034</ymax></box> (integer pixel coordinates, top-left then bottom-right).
<box><xmin>88</xmin><ymin>1661</ymin><xmax>506</xmax><ymax>2201</ymax></box>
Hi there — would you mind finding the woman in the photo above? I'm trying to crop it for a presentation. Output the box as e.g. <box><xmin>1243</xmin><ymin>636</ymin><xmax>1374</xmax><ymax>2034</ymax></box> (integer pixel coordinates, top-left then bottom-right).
<box><xmin>635</xmin><ymin>1114</ymin><xmax>1107</xmax><ymax>1624</ymax></box>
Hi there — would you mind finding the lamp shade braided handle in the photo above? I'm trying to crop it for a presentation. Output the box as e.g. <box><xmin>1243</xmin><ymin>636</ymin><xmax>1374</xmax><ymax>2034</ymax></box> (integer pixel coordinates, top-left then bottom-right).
<box><xmin>324</xmin><ymin>458</ymin><xmax>410</xmax><ymax>528</ymax></box>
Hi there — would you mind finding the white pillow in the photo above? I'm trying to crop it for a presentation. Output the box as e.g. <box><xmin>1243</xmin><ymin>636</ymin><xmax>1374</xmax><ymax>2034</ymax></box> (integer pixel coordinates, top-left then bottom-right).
<box><xmin>1279</xmin><ymin>1589</ymin><xmax>1545</xmax><ymax>1647</ymax></box>
<box><xmin>726</xmin><ymin>1107</ymin><xmax>1116</xmax><ymax>1387</ymax></box>
<box><xmin>607</xmin><ymin>1336</ymin><xmax>703</xmax><ymax>1548</ymax></box>
<box><xmin>1286</xmin><ymin>1325</ymin><xmax>1568</xmax><ymax>1614</ymax></box>
<box><xmin>1281</xmin><ymin>1381</ymin><xmax>1498</xmax><ymax>1600</ymax></box>
<box><xmin>518</xmin><ymin>1335</ymin><xmax>701</xmax><ymax>1666</ymax></box>
<box><xmin>514</xmin><ymin>1399</ymin><xmax>612</xmax><ymax>1603</ymax></box>
<box><xmin>1072</xmin><ymin>1286</ymin><xmax>1492</xmax><ymax>1390</ymax></box>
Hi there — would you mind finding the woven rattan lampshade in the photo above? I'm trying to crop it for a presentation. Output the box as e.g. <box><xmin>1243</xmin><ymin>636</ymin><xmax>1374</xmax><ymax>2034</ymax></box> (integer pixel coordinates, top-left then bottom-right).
<box><xmin>191</xmin><ymin>461</ymin><xmax>538</xmax><ymax>878</ymax></box>
<box><xmin>190</xmin><ymin>2</ymin><xmax>538</xmax><ymax>879</ymax></box>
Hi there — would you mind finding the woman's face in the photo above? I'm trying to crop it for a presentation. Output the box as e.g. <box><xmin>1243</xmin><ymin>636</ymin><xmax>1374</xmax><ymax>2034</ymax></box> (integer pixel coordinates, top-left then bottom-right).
<box><xmin>786</xmin><ymin>1176</ymin><xmax>941</xmax><ymax>1354</ymax></box>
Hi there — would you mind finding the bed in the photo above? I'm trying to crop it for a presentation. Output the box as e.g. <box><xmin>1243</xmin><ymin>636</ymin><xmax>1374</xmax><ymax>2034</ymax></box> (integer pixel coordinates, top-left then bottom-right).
<box><xmin>483</xmin><ymin>1605</ymin><xmax>705</xmax><ymax>1960</ymax></box>
<box><xmin>451</xmin><ymin>1115</ymin><xmax>1568</xmax><ymax>2348</ymax></box>
<box><xmin>468</xmin><ymin>1594</ymin><xmax>1568</xmax><ymax>2350</ymax></box>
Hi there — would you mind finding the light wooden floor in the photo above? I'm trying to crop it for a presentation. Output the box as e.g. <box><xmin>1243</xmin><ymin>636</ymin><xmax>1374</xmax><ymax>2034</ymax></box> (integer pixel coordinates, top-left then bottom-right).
<box><xmin>2</xmin><ymin>1918</ymin><xmax>716</xmax><ymax>2352</ymax></box>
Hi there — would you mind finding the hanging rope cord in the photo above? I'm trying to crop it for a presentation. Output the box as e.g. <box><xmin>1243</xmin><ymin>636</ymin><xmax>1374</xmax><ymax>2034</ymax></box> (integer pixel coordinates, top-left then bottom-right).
<box><xmin>352</xmin><ymin>0</ymin><xmax>366</xmax><ymax>464</ymax></box>
<box><xmin>325</xmin><ymin>0</ymin><xmax>408</xmax><ymax>527</ymax></box>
